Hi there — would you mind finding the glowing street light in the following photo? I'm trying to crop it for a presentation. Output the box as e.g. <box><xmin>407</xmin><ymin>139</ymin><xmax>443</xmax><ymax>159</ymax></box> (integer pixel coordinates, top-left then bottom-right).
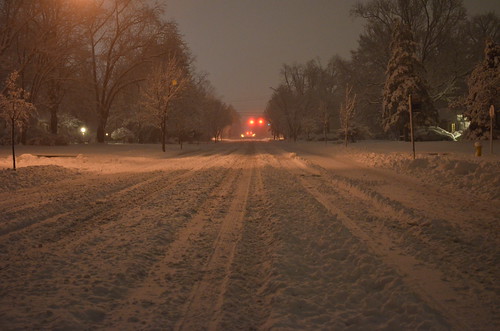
<box><xmin>80</xmin><ymin>127</ymin><xmax>87</xmax><ymax>135</ymax></box>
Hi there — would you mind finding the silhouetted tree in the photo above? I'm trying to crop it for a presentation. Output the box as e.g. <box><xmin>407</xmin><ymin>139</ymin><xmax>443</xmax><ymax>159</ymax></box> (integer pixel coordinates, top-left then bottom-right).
<box><xmin>203</xmin><ymin>97</ymin><xmax>232</xmax><ymax>142</ymax></box>
<box><xmin>340</xmin><ymin>84</ymin><xmax>356</xmax><ymax>147</ymax></box>
<box><xmin>464</xmin><ymin>39</ymin><xmax>500</xmax><ymax>139</ymax></box>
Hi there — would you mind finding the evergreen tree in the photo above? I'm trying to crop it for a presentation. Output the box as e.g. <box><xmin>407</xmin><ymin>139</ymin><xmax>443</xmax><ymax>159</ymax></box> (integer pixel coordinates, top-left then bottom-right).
<box><xmin>382</xmin><ymin>21</ymin><xmax>437</xmax><ymax>139</ymax></box>
<box><xmin>464</xmin><ymin>39</ymin><xmax>500</xmax><ymax>140</ymax></box>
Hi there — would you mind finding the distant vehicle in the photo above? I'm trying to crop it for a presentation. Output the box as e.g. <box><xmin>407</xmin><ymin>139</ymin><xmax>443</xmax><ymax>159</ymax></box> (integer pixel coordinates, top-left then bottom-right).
<box><xmin>241</xmin><ymin>131</ymin><xmax>256</xmax><ymax>138</ymax></box>
<box><xmin>414</xmin><ymin>126</ymin><xmax>456</xmax><ymax>141</ymax></box>
<box><xmin>241</xmin><ymin>117</ymin><xmax>269</xmax><ymax>138</ymax></box>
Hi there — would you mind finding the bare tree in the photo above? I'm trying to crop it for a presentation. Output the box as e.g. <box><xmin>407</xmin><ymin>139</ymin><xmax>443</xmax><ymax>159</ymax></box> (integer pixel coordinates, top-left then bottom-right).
<box><xmin>202</xmin><ymin>97</ymin><xmax>232</xmax><ymax>142</ymax></box>
<box><xmin>306</xmin><ymin>59</ymin><xmax>341</xmax><ymax>143</ymax></box>
<box><xmin>0</xmin><ymin>0</ymin><xmax>35</xmax><ymax>64</ymax></box>
<box><xmin>141</xmin><ymin>57</ymin><xmax>189</xmax><ymax>151</ymax></box>
<box><xmin>0</xmin><ymin>0</ymin><xmax>84</xmax><ymax>143</ymax></box>
<box><xmin>352</xmin><ymin>0</ymin><xmax>466</xmax><ymax>65</ymax></box>
<box><xmin>267</xmin><ymin>64</ymin><xmax>312</xmax><ymax>142</ymax></box>
<box><xmin>340</xmin><ymin>84</ymin><xmax>356</xmax><ymax>147</ymax></box>
<box><xmin>168</xmin><ymin>81</ymin><xmax>203</xmax><ymax>149</ymax></box>
<box><xmin>465</xmin><ymin>12</ymin><xmax>500</xmax><ymax>63</ymax></box>
<box><xmin>268</xmin><ymin>85</ymin><xmax>296</xmax><ymax>140</ymax></box>
<box><xmin>82</xmin><ymin>0</ymin><xmax>161</xmax><ymax>142</ymax></box>
<box><xmin>38</xmin><ymin>0</ymin><xmax>84</xmax><ymax>135</ymax></box>
<box><xmin>0</xmin><ymin>71</ymin><xmax>35</xmax><ymax>170</ymax></box>
<box><xmin>267</xmin><ymin>60</ymin><xmax>343</xmax><ymax>142</ymax></box>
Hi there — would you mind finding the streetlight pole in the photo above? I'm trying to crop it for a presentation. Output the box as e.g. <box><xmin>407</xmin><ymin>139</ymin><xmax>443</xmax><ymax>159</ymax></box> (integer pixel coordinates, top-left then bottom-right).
<box><xmin>80</xmin><ymin>127</ymin><xmax>87</xmax><ymax>143</ymax></box>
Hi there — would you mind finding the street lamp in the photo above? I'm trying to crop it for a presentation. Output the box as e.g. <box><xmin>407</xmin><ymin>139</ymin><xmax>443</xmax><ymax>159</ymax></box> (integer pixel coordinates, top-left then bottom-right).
<box><xmin>80</xmin><ymin>127</ymin><xmax>87</xmax><ymax>135</ymax></box>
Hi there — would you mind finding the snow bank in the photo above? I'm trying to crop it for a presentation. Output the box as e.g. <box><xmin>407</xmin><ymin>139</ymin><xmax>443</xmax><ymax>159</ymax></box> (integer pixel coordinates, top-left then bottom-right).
<box><xmin>0</xmin><ymin>143</ymin><xmax>209</xmax><ymax>174</ymax></box>
<box><xmin>277</xmin><ymin>140</ymin><xmax>499</xmax><ymax>200</ymax></box>
<box><xmin>0</xmin><ymin>164</ymin><xmax>81</xmax><ymax>192</ymax></box>
<box><xmin>346</xmin><ymin>142</ymin><xmax>500</xmax><ymax>200</ymax></box>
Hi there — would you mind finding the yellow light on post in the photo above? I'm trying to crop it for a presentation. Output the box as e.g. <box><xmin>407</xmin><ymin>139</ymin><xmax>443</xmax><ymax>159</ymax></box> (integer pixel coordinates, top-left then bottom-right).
<box><xmin>172</xmin><ymin>79</ymin><xmax>178</xmax><ymax>86</ymax></box>
<box><xmin>80</xmin><ymin>127</ymin><xmax>87</xmax><ymax>135</ymax></box>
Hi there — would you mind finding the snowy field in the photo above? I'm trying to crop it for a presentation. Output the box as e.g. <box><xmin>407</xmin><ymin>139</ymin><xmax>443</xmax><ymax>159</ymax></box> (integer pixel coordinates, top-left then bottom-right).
<box><xmin>0</xmin><ymin>140</ymin><xmax>498</xmax><ymax>330</ymax></box>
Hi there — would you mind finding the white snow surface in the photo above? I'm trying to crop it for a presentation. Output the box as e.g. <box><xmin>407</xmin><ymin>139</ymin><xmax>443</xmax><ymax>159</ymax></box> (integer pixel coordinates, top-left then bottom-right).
<box><xmin>0</xmin><ymin>140</ymin><xmax>498</xmax><ymax>330</ymax></box>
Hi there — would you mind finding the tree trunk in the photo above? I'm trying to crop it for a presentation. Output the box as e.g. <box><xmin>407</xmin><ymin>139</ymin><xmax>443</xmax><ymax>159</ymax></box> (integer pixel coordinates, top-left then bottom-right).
<box><xmin>48</xmin><ymin>80</ymin><xmax>61</xmax><ymax>135</ymax></box>
<box><xmin>324</xmin><ymin>122</ymin><xmax>328</xmax><ymax>144</ymax></box>
<box><xmin>161</xmin><ymin>117</ymin><xmax>166</xmax><ymax>152</ymax></box>
<box><xmin>50</xmin><ymin>106</ymin><xmax>58</xmax><ymax>135</ymax></box>
<box><xmin>11</xmin><ymin>119</ymin><xmax>16</xmax><ymax>171</ymax></box>
<box><xmin>97</xmin><ymin>110</ymin><xmax>109</xmax><ymax>143</ymax></box>
<box><xmin>97</xmin><ymin>122</ymin><xmax>105</xmax><ymax>143</ymax></box>
<box><xmin>161</xmin><ymin>131</ymin><xmax>166</xmax><ymax>152</ymax></box>
<box><xmin>345</xmin><ymin>118</ymin><xmax>349</xmax><ymax>147</ymax></box>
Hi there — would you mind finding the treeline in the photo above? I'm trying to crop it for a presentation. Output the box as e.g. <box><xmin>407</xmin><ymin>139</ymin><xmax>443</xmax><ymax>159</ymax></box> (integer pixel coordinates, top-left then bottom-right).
<box><xmin>0</xmin><ymin>0</ymin><xmax>238</xmax><ymax>147</ymax></box>
<box><xmin>266</xmin><ymin>0</ymin><xmax>500</xmax><ymax>141</ymax></box>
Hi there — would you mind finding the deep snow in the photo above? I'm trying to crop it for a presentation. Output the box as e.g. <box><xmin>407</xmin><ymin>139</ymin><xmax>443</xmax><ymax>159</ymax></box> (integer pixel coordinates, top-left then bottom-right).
<box><xmin>0</xmin><ymin>140</ymin><xmax>498</xmax><ymax>330</ymax></box>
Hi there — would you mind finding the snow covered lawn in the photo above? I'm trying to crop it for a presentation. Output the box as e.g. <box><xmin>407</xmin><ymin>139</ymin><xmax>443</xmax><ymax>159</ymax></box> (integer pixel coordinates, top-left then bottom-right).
<box><xmin>0</xmin><ymin>140</ymin><xmax>498</xmax><ymax>330</ymax></box>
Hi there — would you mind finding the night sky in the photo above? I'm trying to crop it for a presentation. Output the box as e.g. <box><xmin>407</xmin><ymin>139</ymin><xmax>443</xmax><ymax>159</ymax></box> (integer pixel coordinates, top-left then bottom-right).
<box><xmin>165</xmin><ymin>0</ymin><xmax>500</xmax><ymax>115</ymax></box>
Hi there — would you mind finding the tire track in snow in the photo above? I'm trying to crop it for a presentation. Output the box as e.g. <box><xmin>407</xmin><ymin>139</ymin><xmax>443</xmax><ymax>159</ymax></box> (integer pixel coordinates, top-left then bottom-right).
<box><xmin>278</xmin><ymin>143</ymin><xmax>498</xmax><ymax>234</ymax></box>
<box><xmin>0</xmin><ymin>153</ymin><xmax>246</xmax><ymax>329</ymax></box>
<box><xmin>268</xmin><ymin>144</ymin><xmax>495</xmax><ymax>330</ymax></box>
<box><xmin>0</xmin><ymin>171</ymin><xmax>185</xmax><ymax>236</ymax></box>
<box><xmin>307</xmin><ymin>160</ymin><xmax>499</xmax><ymax>301</ymax></box>
<box><xmin>1</xmin><ymin>152</ymin><xmax>236</xmax><ymax>260</ymax></box>
<box><xmin>0</xmin><ymin>150</ymin><xmax>229</xmax><ymax>237</ymax></box>
<box><xmin>102</xmin><ymin>154</ymin><xmax>248</xmax><ymax>329</ymax></box>
<box><xmin>213</xmin><ymin>144</ymin><xmax>296</xmax><ymax>330</ymax></box>
<box><xmin>285</xmin><ymin>148</ymin><xmax>499</xmax><ymax>329</ymax></box>
<box><xmin>0</xmin><ymin>151</ymin><xmax>228</xmax><ymax>242</ymax></box>
<box><xmin>174</xmin><ymin>147</ymin><xmax>255</xmax><ymax>331</ymax></box>
<box><xmin>244</xmin><ymin>150</ymin><xmax>448</xmax><ymax>329</ymax></box>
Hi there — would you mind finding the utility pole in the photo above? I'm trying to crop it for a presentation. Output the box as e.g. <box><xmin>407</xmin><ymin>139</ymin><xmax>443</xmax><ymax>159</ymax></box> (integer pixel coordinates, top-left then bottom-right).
<box><xmin>409</xmin><ymin>94</ymin><xmax>415</xmax><ymax>160</ymax></box>
<box><xmin>490</xmin><ymin>105</ymin><xmax>495</xmax><ymax>154</ymax></box>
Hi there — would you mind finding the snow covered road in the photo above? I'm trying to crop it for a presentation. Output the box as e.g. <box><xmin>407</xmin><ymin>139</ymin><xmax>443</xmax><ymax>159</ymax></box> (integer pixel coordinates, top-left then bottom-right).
<box><xmin>0</xmin><ymin>141</ymin><xmax>498</xmax><ymax>330</ymax></box>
